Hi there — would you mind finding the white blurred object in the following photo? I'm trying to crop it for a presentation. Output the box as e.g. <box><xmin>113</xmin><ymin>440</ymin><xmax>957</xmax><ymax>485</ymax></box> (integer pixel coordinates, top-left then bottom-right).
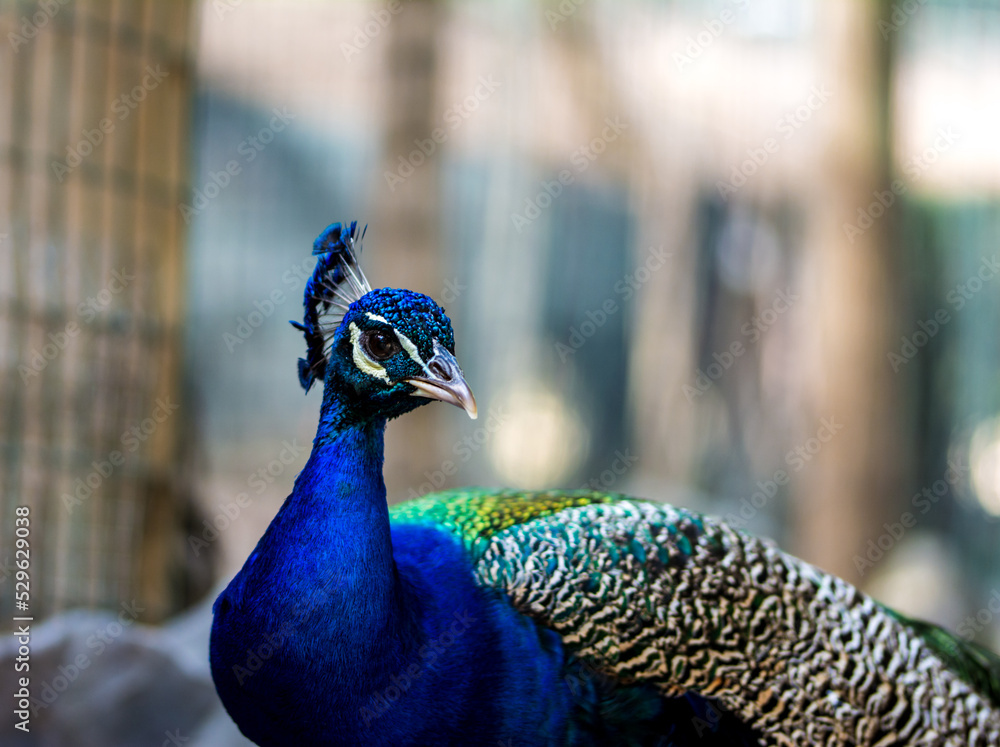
<box><xmin>490</xmin><ymin>382</ymin><xmax>589</xmax><ymax>487</ymax></box>
<box><xmin>864</xmin><ymin>531</ymin><xmax>965</xmax><ymax>631</ymax></box>
<box><xmin>970</xmin><ymin>415</ymin><xmax>1000</xmax><ymax>516</ymax></box>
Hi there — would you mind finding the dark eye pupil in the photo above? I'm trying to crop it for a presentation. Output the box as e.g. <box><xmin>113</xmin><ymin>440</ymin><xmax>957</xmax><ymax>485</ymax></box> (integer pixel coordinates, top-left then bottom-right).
<box><xmin>365</xmin><ymin>330</ymin><xmax>400</xmax><ymax>361</ymax></box>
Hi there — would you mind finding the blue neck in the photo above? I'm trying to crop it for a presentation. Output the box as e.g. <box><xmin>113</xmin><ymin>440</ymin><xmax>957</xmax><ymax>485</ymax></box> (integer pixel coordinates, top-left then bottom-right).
<box><xmin>213</xmin><ymin>387</ymin><xmax>585</xmax><ymax>744</ymax></box>
<box><xmin>260</xmin><ymin>392</ymin><xmax>401</xmax><ymax>659</ymax></box>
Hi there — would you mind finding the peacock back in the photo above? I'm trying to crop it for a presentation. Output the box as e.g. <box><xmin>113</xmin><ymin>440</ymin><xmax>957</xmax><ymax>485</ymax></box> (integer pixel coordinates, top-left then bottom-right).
<box><xmin>392</xmin><ymin>489</ymin><xmax>1000</xmax><ymax>746</ymax></box>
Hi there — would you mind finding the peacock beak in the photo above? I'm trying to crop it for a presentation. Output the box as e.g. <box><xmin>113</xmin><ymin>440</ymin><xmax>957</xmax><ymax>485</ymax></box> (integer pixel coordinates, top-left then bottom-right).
<box><xmin>404</xmin><ymin>343</ymin><xmax>478</xmax><ymax>420</ymax></box>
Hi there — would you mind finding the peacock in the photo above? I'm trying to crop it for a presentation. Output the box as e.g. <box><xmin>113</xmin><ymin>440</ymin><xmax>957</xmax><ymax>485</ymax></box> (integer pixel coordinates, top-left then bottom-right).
<box><xmin>210</xmin><ymin>221</ymin><xmax>1000</xmax><ymax>746</ymax></box>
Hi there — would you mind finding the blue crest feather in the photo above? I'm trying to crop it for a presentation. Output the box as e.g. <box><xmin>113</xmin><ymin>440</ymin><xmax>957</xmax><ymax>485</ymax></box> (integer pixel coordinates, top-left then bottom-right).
<box><xmin>290</xmin><ymin>221</ymin><xmax>371</xmax><ymax>392</ymax></box>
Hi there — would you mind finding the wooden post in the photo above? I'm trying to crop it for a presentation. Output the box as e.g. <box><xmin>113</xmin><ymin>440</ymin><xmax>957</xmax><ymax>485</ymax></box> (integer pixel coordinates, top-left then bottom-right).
<box><xmin>793</xmin><ymin>0</ymin><xmax>907</xmax><ymax>584</ymax></box>
<box><xmin>373</xmin><ymin>0</ymin><xmax>449</xmax><ymax>502</ymax></box>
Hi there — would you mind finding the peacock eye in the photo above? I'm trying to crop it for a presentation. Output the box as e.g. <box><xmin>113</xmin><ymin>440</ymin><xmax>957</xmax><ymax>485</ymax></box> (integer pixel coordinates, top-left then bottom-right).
<box><xmin>362</xmin><ymin>329</ymin><xmax>402</xmax><ymax>361</ymax></box>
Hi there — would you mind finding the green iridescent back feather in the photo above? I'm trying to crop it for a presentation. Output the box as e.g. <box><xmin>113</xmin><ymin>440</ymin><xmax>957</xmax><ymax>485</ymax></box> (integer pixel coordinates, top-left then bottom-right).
<box><xmin>390</xmin><ymin>489</ymin><xmax>1000</xmax><ymax>728</ymax></box>
<box><xmin>390</xmin><ymin>488</ymin><xmax>620</xmax><ymax>552</ymax></box>
<box><xmin>885</xmin><ymin>607</ymin><xmax>1000</xmax><ymax>708</ymax></box>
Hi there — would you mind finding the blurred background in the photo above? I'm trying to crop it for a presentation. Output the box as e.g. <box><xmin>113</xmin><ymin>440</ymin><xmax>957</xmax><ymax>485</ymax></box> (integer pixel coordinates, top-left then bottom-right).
<box><xmin>2</xmin><ymin>0</ymin><xmax>1000</xmax><ymax>744</ymax></box>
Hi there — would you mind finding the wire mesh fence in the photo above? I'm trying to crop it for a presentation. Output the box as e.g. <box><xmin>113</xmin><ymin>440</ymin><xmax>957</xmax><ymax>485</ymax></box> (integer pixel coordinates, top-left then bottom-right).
<box><xmin>0</xmin><ymin>0</ymin><xmax>202</xmax><ymax>623</ymax></box>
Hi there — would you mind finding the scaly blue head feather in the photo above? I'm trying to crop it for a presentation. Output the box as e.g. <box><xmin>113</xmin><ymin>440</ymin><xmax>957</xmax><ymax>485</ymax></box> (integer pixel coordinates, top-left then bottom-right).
<box><xmin>292</xmin><ymin>221</ymin><xmax>476</xmax><ymax>430</ymax></box>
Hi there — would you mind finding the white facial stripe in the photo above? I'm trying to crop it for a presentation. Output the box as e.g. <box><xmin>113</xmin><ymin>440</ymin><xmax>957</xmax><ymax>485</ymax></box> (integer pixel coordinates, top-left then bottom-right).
<box><xmin>394</xmin><ymin>329</ymin><xmax>428</xmax><ymax>372</ymax></box>
<box><xmin>349</xmin><ymin>322</ymin><xmax>389</xmax><ymax>381</ymax></box>
<box><xmin>366</xmin><ymin>312</ymin><xmax>390</xmax><ymax>325</ymax></box>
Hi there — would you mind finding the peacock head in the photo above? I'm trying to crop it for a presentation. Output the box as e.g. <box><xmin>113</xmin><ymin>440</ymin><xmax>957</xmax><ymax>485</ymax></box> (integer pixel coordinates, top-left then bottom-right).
<box><xmin>290</xmin><ymin>221</ymin><xmax>477</xmax><ymax>425</ymax></box>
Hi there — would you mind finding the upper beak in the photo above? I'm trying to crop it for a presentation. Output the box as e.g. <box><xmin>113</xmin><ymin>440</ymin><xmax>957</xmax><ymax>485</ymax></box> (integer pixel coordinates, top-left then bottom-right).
<box><xmin>404</xmin><ymin>343</ymin><xmax>478</xmax><ymax>420</ymax></box>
